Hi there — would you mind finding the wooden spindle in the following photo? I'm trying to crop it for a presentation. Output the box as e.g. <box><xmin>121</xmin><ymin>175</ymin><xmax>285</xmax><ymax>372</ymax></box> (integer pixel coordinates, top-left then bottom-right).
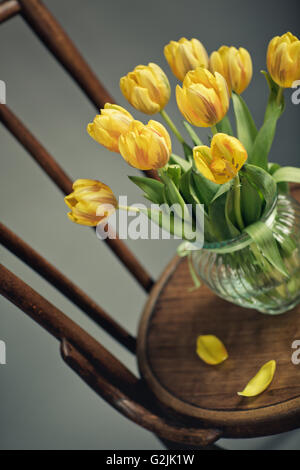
<box><xmin>0</xmin><ymin>223</ymin><xmax>136</xmax><ymax>353</ymax></box>
<box><xmin>16</xmin><ymin>0</ymin><xmax>158</xmax><ymax>181</ymax></box>
<box><xmin>0</xmin><ymin>264</ymin><xmax>138</xmax><ymax>390</ymax></box>
<box><xmin>0</xmin><ymin>104</ymin><xmax>154</xmax><ymax>292</ymax></box>
<box><xmin>0</xmin><ymin>0</ymin><xmax>20</xmax><ymax>24</ymax></box>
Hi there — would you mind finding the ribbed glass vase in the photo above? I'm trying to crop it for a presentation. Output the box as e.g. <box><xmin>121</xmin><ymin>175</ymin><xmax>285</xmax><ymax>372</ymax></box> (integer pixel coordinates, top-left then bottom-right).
<box><xmin>192</xmin><ymin>194</ymin><xmax>300</xmax><ymax>314</ymax></box>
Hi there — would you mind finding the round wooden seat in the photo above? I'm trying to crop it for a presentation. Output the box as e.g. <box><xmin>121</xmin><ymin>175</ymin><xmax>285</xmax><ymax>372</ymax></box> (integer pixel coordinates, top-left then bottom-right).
<box><xmin>137</xmin><ymin>185</ymin><xmax>300</xmax><ymax>439</ymax></box>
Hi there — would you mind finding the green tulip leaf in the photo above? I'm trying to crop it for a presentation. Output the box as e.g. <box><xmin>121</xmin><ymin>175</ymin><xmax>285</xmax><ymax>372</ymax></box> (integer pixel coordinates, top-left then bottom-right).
<box><xmin>272</xmin><ymin>166</ymin><xmax>300</xmax><ymax>184</ymax></box>
<box><xmin>170</xmin><ymin>153</ymin><xmax>192</xmax><ymax>173</ymax></box>
<box><xmin>240</xmin><ymin>174</ymin><xmax>263</xmax><ymax>226</ymax></box>
<box><xmin>183</xmin><ymin>121</ymin><xmax>203</xmax><ymax>145</ymax></box>
<box><xmin>243</xmin><ymin>164</ymin><xmax>277</xmax><ymax>216</ymax></box>
<box><xmin>209</xmin><ymin>192</ymin><xmax>241</xmax><ymax>241</ymax></box>
<box><xmin>136</xmin><ymin>205</ymin><xmax>196</xmax><ymax>241</ymax></box>
<box><xmin>268</xmin><ymin>163</ymin><xmax>289</xmax><ymax>194</ymax></box>
<box><xmin>183</xmin><ymin>142</ymin><xmax>194</xmax><ymax>162</ymax></box>
<box><xmin>232</xmin><ymin>92</ymin><xmax>257</xmax><ymax>154</ymax></box>
<box><xmin>166</xmin><ymin>164</ymin><xmax>181</xmax><ymax>187</ymax></box>
<box><xmin>244</xmin><ymin>221</ymin><xmax>289</xmax><ymax>278</ymax></box>
<box><xmin>248</xmin><ymin>107</ymin><xmax>282</xmax><ymax>170</ymax></box>
<box><xmin>211</xmin><ymin>181</ymin><xmax>233</xmax><ymax>202</ymax></box>
<box><xmin>129</xmin><ymin>176</ymin><xmax>164</xmax><ymax>204</ymax></box>
<box><xmin>192</xmin><ymin>170</ymin><xmax>221</xmax><ymax>208</ymax></box>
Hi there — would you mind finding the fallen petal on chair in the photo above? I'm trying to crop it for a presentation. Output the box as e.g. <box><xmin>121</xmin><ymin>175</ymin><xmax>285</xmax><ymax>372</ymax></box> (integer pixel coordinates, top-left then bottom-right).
<box><xmin>196</xmin><ymin>334</ymin><xmax>228</xmax><ymax>365</ymax></box>
<box><xmin>238</xmin><ymin>360</ymin><xmax>276</xmax><ymax>397</ymax></box>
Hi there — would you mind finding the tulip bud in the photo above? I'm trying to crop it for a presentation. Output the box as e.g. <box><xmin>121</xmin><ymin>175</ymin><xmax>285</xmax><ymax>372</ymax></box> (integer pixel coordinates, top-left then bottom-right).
<box><xmin>120</xmin><ymin>63</ymin><xmax>171</xmax><ymax>115</ymax></box>
<box><xmin>65</xmin><ymin>179</ymin><xmax>117</xmax><ymax>226</ymax></box>
<box><xmin>119</xmin><ymin>120</ymin><xmax>171</xmax><ymax>170</ymax></box>
<box><xmin>267</xmin><ymin>32</ymin><xmax>300</xmax><ymax>88</ymax></box>
<box><xmin>87</xmin><ymin>104</ymin><xmax>133</xmax><ymax>153</ymax></box>
<box><xmin>164</xmin><ymin>37</ymin><xmax>209</xmax><ymax>81</ymax></box>
<box><xmin>176</xmin><ymin>67</ymin><xmax>230</xmax><ymax>127</ymax></box>
<box><xmin>210</xmin><ymin>46</ymin><xmax>252</xmax><ymax>94</ymax></box>
<box><xmin>193</xmin><ymin>133</ymin><xmax>248</xmax><ymax>184</ymax></box>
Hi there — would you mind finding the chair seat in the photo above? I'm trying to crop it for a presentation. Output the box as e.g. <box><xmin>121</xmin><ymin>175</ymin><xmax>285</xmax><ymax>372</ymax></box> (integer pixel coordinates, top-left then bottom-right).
<box><xmin>137</xmin><ymin>185</ymin><xmax>300</xmax><ymax>439</ymax></box>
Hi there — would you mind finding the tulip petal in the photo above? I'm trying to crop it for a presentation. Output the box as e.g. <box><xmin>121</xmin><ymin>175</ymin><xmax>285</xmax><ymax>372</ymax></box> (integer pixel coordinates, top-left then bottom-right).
<box><xmin>131</xmin><ymin>86</ymin><xmax>160</xmax><ymax>115</ymax></box>
<box><xmin>237</xmin><ymin>360</ymin><xmax>276</xmax><ymax>397</ymax></box>
<box><xmin>267</xmin><ymin>32</ymin><xmax>300</xmax><ymax>87</ymax></box>
<box><xmin>196</xmin><ymin>335</ymin><xmax>228</xmax><ymax>365</ymax></box>
<box><xmin>193</xmin><ymin>145</ymin><xmax>216</xmax><ymax>183</ymax></box>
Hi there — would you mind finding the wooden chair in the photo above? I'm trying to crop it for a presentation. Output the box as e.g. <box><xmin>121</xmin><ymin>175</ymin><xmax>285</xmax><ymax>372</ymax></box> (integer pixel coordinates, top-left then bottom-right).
<box><xmin>1</xmin><ymin>0</ymin><xmax>300</xmax><ymax>449</ymax></box>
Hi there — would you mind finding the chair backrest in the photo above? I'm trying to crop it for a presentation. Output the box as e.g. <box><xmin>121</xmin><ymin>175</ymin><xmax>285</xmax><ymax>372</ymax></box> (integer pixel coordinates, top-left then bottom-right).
<box><xmin>0</xmin><ymin>0</ymin><xmax>221</xmax><ymax>448</ymax></box>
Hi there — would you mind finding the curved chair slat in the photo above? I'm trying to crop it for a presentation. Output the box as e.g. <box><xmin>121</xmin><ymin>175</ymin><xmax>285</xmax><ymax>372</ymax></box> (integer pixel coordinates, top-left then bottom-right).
<box><xmin>0</xmin><ymin>222</ymin><xmax>136</xmax><ymax>353</ymax></box>
<box><xmin>61</xmin><ymin>339</ymin><xmax>222</xmax><ymax>447</ymax></box>
<box><xmin>0</xmin><ymin>264</ymin><xmax>138</xmax><ymax>390</ymax></box>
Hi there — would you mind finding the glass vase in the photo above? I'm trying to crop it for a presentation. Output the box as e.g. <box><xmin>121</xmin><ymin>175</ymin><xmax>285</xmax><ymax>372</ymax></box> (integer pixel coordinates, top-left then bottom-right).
<box><xmin>192</xmin><ymin>194</ymin><xmax>300</xmax><ymax>314</ymax></box>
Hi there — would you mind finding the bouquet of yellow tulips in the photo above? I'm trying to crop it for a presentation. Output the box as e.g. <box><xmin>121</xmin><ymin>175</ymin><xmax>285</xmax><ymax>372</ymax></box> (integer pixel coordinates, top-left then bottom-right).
<box><xmin>65</xmin><ymin>33</ymin><xmax>300</xmax><ymax>314</ymax></box>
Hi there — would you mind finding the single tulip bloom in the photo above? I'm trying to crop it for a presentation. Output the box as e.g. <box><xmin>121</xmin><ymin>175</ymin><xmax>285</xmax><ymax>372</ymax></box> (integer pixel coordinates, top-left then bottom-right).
<box><xmin>210</xmin><ymin>46</ymin><xmax>253</xmax><ymax>95</ymax></box>
<box><xmin>176</xmin><ymin>67</ymin><xmax>230</xmax><ymax>127</ymax></box>
<box><xmin>120</xmin><ymin>63</ymin><xmax>171</xmax><ymax>115</ymax></box>
<box><xmin>164</xmin><ymin>37</ymin><xmax>209</xmax><ymax>81</ymax></box>
<box><xmin>193</xmin><ymin>133</ymin><xmax>248</xmax><ymax>184</ymax></box>
<box><xmin>87</xmin><ymin>104</ymin><xmax>133</xmax><ymax>153</ymax></box>
<box><xmin>119</xmin><ymin>120</ymin><xmax>171</xmax><ymax>170</ymax></box>
<box><xmin>267</xmin><ymin>32</ymin><xmax>300</xmax><ymax>88</ymax></box>
<box><xmin>65</xmin><ymin>179</ymin><xmax>117</xmax><ymax>226</ymax></box>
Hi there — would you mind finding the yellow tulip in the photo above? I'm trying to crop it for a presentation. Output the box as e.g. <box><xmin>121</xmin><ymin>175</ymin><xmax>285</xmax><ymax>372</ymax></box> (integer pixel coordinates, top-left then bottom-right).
<box><xmin>87</xmin><ymin>104</ymin><xmax>133</xmax><ymax>153</ymax></box>
<box><xmin>238</xmin><ymin>360</ymin><xmax>276</xmax><ymax>397</ymax></box>
<box><xmin>164</xmin><ymin>37</ymin><xmax>209</xmax><ymax>81</ymax></box>
<box><xmin>267</xmin><ymin>32</ymin><xmax>300</xmax><ymax>88</ymax></box>
<box><xmin>196</xmin><ymin>335</ymin><xmax>228</xmax><ymax>365</ymax></box>
<box><xmin>119</xmin><ymin>120</ymin><xmax>171</xmax><ymax>170</ymax></box>
<box><xmin>65</xmin><ymin>179</ymin><xmax>117</xmax><ymax>226</ymax></box>
<box><xmin>193</xmin><ymin>133</ymin><xmax>248</xmax><ymax>184</ymax></box>
<box><xmin>120</xmin><ymin>63</ymin><xmax>171</xmax><ymax>115</ymax></box>
<box><xmin>176</xmin><ymin>67</ymin><xmax>230</xmax><ymax>127</ymax></box>
<box><xmin>210</xmin><ymin>46</ymin><xmax>253</xmax><ymax>95</ymax></box>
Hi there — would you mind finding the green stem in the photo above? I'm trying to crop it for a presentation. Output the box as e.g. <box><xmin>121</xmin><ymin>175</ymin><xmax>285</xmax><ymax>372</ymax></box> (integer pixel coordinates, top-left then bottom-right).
<box><xmin>276</xmin><ymin>87</ymin><xmax>283</xmax><ymax>106</ymax></box>
<box><xmin>210</xmin><ymin>125</ymin><xmax>218</xmax><ymax>136</ymax></box>
<box><xmin>118</xmin><ymin>205</ymin><xmax>140</xmax><ymax>213</ymax></box>
<box><xmin>183</xmin><ymin>121</ymin><xmax>203</xmax><ymax>145</ymax></box>
<box><xmin>233</xmin><ymin>174</ymin><xmax>244</xmax><ymax>231</ymax></box>
<box><xmin>160</xmin><ymin>109</ymin><xmax>185</xmax><ymax>144</ymax></box>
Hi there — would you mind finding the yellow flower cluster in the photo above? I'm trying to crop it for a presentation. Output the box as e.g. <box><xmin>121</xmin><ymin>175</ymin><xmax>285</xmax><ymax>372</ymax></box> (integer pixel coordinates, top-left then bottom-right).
<box><xmin>65</xmin><ymin>32</ymin><xmax>300</xmax><ymax>227</ymax></box>
<box><xmin>87</xmin><ymin>103</ymin><xmax>171</xmax><ymax>171</ymax></box>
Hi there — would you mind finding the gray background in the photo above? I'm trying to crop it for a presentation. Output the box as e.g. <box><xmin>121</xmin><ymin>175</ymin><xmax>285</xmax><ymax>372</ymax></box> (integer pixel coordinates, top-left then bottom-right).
<box><xmin>1</xmin><ymin>0</ymin><xmax>300</xmax><ymax>450</ymax></box>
